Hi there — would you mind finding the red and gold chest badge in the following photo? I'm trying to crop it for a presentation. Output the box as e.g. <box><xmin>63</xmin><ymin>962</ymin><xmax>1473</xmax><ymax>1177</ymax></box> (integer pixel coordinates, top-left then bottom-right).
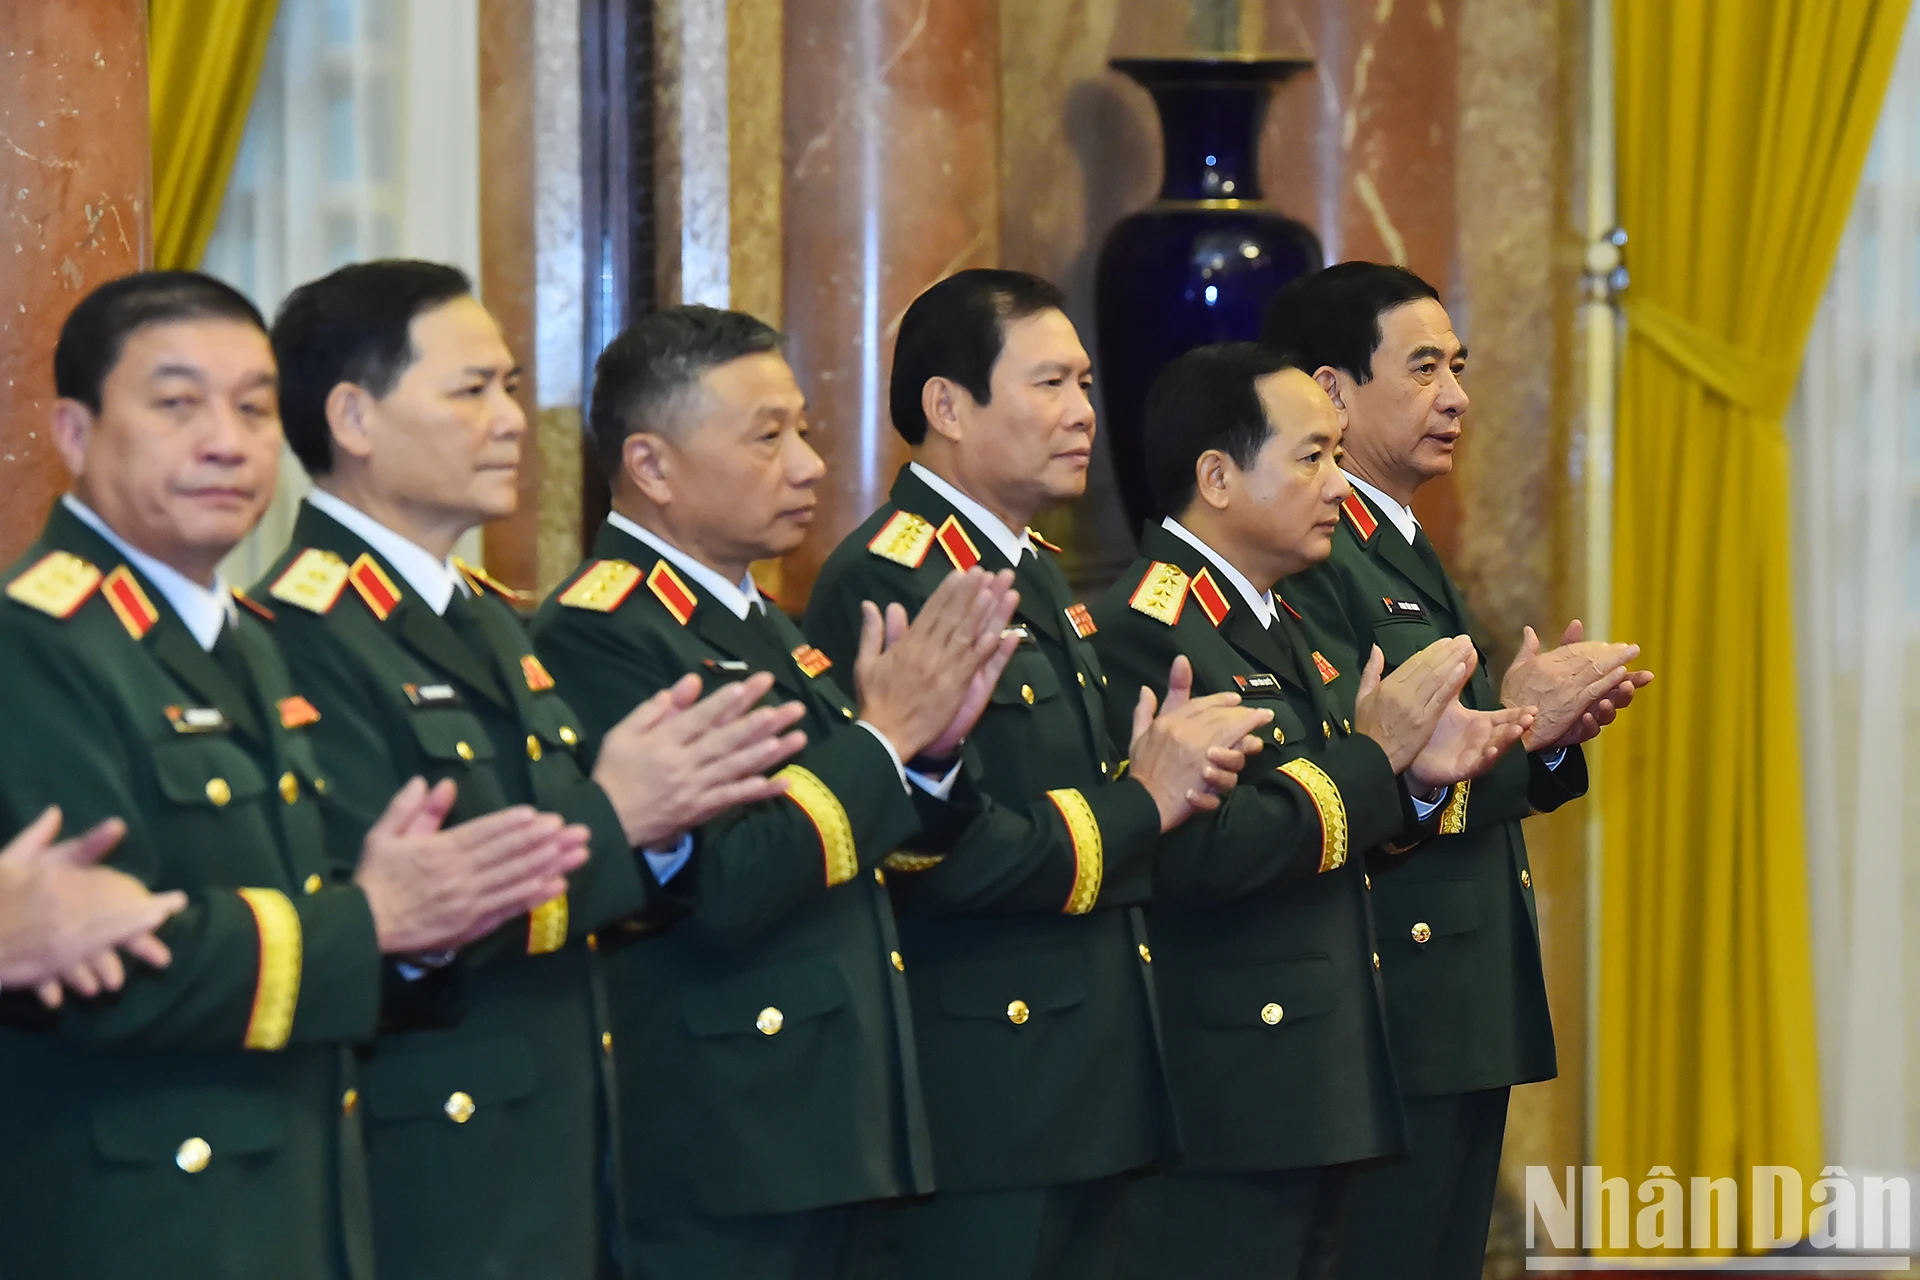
<box><xmin>792</xmin><ymin>645</ymin><xmax>833</xmax><ymax>678</ymax></box>
<box><xmin>520</xmin><ymin>654</ymin><xmax>556</xmax><ymax>691</ymax></box>
<box><xmin>1065</xmin><ymin>603</ymin><xmax>1097</xmax><ymax>639</ymax></box>
<box><xmin>277</xmin><ymin>695</ymin><xmax>322</xmax><ymax>729</ymax></box>
<box><xmin>1312</xmin><ymin>650</ymin><xmax>1340</xmax><ymax>683</ymax></box>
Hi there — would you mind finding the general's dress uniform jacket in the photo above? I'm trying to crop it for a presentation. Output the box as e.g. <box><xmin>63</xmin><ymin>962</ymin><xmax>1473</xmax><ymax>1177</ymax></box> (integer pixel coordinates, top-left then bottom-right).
<box><xmin>1089</xmin><ymin>523</ymin><xmax>1413</xmax><ymax>1174</ymax></box>
<box><xmin>528</xmin><ymin>518</ymin><xmax>965</xmax><ymax>1224</ymax></box>
<box><xmin>251</xmin><ymin>500</ymin><xmax>671</xmax><ymax>1280</ymax></box>
<box><xmin>802</xmin><ymin>464</ymin><xmax>1172</xmax><ymax>1195</ymax></box>
<box><xmin>0</xmin><ymin>503</ymin><xmax>384</xmax><ymax>1280</ymax></box>
<box><xmin>1284</xmin><ymin>490</ymin><xmax>1586</xmax><ymax>1096</ymax></box>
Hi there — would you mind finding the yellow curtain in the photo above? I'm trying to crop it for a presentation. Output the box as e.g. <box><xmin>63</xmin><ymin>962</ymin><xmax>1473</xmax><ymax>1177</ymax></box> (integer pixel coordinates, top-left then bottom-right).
<box><xmin>1601</xmin><ymin>0</ymin><xmax>1907</xmax><ymax>1249</ymax></box>
<box><xmin>148</xmin><ymin>0</ymin><xmax>280</xmax><ymax>270</ymax></box>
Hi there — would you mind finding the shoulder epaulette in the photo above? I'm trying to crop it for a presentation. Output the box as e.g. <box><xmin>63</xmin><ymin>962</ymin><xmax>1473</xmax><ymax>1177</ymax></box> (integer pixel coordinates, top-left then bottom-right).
<box><xmin>348</xmin><ymin>554</ymin><xmax>402</xmax><ymax>621</ymax></box>
<box><xmin>268</xmin><ymin>548</ymin><xmax>351</xmax><ymax>614</ymax></box>
<box><xmin>100</xmin><ymin>566</ymin><xmax>159</xmax><ymax>640</ymax></box>
<box><xmin>935</xmin><ymin>516</ymin><xmax>981</xmax><ymax>571</ymax></box>
<box><xmin>1188</xmin><ymin>567</ymin><xmax>1231</xmax><ymax>628</ymax></box>
<box><xmin>232</xmin><ymin>587</ymin><xmax>276</xmax><ymax>622</ymax></box>
<box><xmin>867</xmin><ymin>511</ymin><xmax>936</xmax><ymax>568</ymax></box>
<box><xmin>646</xmin><ymin>561</ymin><xmax>698</xmax><ymax>626</ymax></box>
<box><xmin>1027</xmin><ymin>527</ymin><xmax>1064</xmax><ymax>554</ymax></box>
<box><xmin>1340</xmin><ymin>493</ymin><xmax>1379</xmax><ymax>542</ymax></box>
<box><xmin>557</xmin><ymin>559</ymin><xmax>643</xmax><ymax>612</ymax></box>
<box><xmin>1127</xmin><ymin>560</ymin><xmax>1189</xmax><ymax>626</ymax></box>
<box><xmin>454</xmin><ymin>556</ymin><xmax>530</xmax><ymax>605</ymax></box>
<box><xmin>5</xmin><ymin>550</ymin><xmax>101</xmax><ymax>620</ymax></box>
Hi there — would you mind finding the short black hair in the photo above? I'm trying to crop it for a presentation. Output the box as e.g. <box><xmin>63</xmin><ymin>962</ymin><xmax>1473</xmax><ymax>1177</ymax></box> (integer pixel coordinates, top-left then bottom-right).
<box><xmin>889</xmin><ymin>269</ymin><xmax>1068</xmax><ymax>445</ymax></box>
<box><xmin>587</xmin><ymin>305</ymin><xmax>786</xmax><ymax>481</ymax></box>
<box><xmin>1261</xmin><ymin>261</ymin><xmax>1441</xmax><ymax>385</ymax></box>
<box><xmin>271</xmin><ymin>259</ymin><xmax>473</xmax><ymax>477</ymax></box>
<box><xmin>54</xmin><ymin>271</ymin><xmax>267</xmax><ymax>412</ymax></box>
<box><xmin>1143</xmin><ymin>341</ymin><xmax>1313</xmax><ymax>519</ymax></box>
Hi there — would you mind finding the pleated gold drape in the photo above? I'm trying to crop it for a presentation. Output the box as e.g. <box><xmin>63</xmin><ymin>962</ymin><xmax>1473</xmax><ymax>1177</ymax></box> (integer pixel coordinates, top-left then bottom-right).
<box><xmin>148</xmin><ymin>0</ymin><xmax>280</xmax><ymax>270</ymax></box>
<box><xmin>1602</xmin><ymin>0</ymin><xmax>1907</xmax><ymax>1248</ymax></box>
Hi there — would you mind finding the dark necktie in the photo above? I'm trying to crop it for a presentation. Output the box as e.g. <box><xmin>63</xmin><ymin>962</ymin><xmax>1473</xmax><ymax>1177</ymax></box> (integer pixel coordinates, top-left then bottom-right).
<box><xmin>745</xmin><ymin>600</ymin><xmax>787</xmax><ymax>657</ymax></box>
<box><xmin>210</xmin><ymin>622</ymin><xmax>251</xmax><ymax>693</ymax></box>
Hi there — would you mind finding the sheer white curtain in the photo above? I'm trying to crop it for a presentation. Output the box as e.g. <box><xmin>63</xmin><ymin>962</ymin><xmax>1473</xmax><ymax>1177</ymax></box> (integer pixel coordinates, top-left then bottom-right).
<box><xmin>1789</xmin><ymin>0</ymin><xmax>1920</xmax><ymax>1180</ymax></box>
<box><xmin>203</xmin><ymin>0</ymin><xmax>482</xmax><ymax>587</ymax></box>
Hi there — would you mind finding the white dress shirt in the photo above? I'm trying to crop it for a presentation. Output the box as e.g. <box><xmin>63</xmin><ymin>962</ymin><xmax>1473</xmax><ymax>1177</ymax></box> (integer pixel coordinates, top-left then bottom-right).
<box><xmin>608</xmin><ymin>512</ymin><xmax>958</xmax><ymax>798</ymax></box>
<box><xmin>64</xmin><ymin>495</ymin><xmax>235</xmax><ymax>650</ymax></box>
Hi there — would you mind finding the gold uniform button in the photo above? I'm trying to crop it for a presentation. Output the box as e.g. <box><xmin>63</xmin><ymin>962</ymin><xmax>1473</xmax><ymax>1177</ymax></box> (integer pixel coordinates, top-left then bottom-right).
<box><xmin>1372</xmin><ymin>952</ymin><xmax>1381</xmax><ymax>971</ymax></box>
<box><xmin>342</xmin><ymin>1088</ymin><xmax>359</xmax><ymax>1116</ymax></box>
<box><xmin>1020</xmin><ymin>684</ymin><xmax>1035</xmax><ymax>705</ymax></box>
<box><xmin>303</xmin><ymin>873</ymin><xmax>324</xmax><ymax>896</ymax></box>
<box><xmin>1137</xmin><ymin>943</ymin><xmax>1152</xmax><ymax>964</ymax></box>
<box><xmin>1364</xmin><ymin>873</ymin><xmax>1372</xmax><ymax>891</ymax></box>
<box><xmin>890</xmin><ymin>950</ymin><xmax>906</xmax><ymax>972</ymax></box>
<box><xmin>1322</xmin><ymin>720</ymin><xmax>1333</xmax><ymax>740</ymax></box>
<box><xmin>586</xmin><ymin>932</ymin><xmax>599</xmax><ymax>951</ymax></box>
<box><xmin>1272</xmin><ymin>726</ymin><xmax>1286</xmax><ymax>745</ymax></box>
<box><xmin>1100</xmin><ymin>673</ymin><xmax>1108</xmax><ymax>688</ymax></box>
<box><xmin>1006</xmin><ymin>999</ymin><xmax>1031</xmax><ymax>1025</ymax></box>
<box><xmin>526</xmin><ymin>734</ymin><xmax>543</xmax><ymax>762</ymax></box>
<box><xmin>1411</xmin><ymin>922</ymin><xmax>1433</xmax><ymax>944</ymax></box>
<box><xmin>1520</xmin><ymin>869</ymin><xmax>1532</xmax><ymax>889</ymax></box>
<box><xmin>205</xmin><ymin>778</ymin><xmax>231</xmax><ymax>806</ymax></box>
<box><xmin>314</xmin><ymin>777</ymin><xmax>330</xmax><ymax>795</ymax></box>
<box><xmin>279</xmin><ymin>772</ymin><xmax>299</xmax><ymax>804</ymax></box>
<box><xmin>842</xmin><ymin>707</ymin><xmax>855</xmax><ymax>720</ymax></box>
<box><xmin>1076</xmin><ymin>671</ymin><xmax>1087</xmax><ymax>687</ymax></box>
<box><xmin>558</xmin><ymin>726</ymin><xmax>578</xmax><ymax>746</ymax></box>
<box><xmin>444</xmin><ymin>1091</ymin><xmax>476</xmax><ymax>1124</ymax></box>
<box><xmin>1260</xmin><ymin>1002</ymin><xmax>1284</xmax><ymax>1026</ymax></box>
<box><xmin>455</xmin><ymin>741</ymin><xmax>475</xmax><ymax>762</ymax></box>
<box><xmin>601</xmin><ymin>1031</ymin><xmax>614</xmax><ymax>1055</ymax></box>
<box><xmin>756</xmin><ymin>1006</ymin><xmax>785</xmax><ymax>1035</ymax></box>
<box><xmin>175</xmin><ymin>1136</ymin><xmax>211</xmax><ymax>1173</ymax></box>
<box><xmin>1343</xmin><ymin>718</ymin><xmax>1352</xmax><ymax>735</ymax></box>
<box><xmin>1099</xmin><ymin>761</ymin><xmax>1109</xmax><ymax>776</ymax></box>
<box><xmin>873</xmin><ymin>868</ymin><xmax>886</xmax><ymax>886</ymax></box>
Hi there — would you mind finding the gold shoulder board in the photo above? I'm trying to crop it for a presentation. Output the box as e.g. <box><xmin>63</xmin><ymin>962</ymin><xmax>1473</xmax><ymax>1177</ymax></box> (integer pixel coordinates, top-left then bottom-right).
<box><xmin>1127</xmin><ymin>561</ymin><xmax>1189</xmax><ymax>627</ymax></box>
<box><xmin>867</xmin><ymin>511</ymin><xmax>936</xmax><ymax>568</ymax></box>
<box><xmin>5</xmin><ymin>551</ymin><xmax>102</xmax><ymax>619</ymax></box>
<box><xmin>558</xmin><ymin>559</ymin><xmax>643</xmax><ymax>612</ymax></box>
<box><xmin>268</xmin><ymin>549</ymin><xmax>351</xmax><ymax>614</ymax></box>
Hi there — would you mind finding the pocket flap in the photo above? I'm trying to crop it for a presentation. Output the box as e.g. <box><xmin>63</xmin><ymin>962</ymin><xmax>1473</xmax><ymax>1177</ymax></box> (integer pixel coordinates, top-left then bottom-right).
<box><xmin>681</xmin><ymin>956</ymin><xmax>851</xmax><ymax>1038</ymax></box>
<box><xmin>92</xmin><ymin>1086</ymin><xmax>284</xmax><ymax>1163</ymax></box>
<box><xmin>1377</xmin><ymin>879</ymin><xmax>1481</xmax><ymax>939</ymax></box>
<box><xmin>525</xmin><ymin>696</ymin><xmax>586</xmax><ymax>749</ymax></box>
<box><xmin>1191</xmin><ymin>955</ymin><xmax>1336</xmax><ymax>1028</ymax></box>
<box><xmin>153</xmin><ymin>740</ymin><xmax>268</xmax><ymax>807</ymax></box>
<box><xmin>990</xmin><ymin>654</ymin><xmax>1064</xmax><ymax>708</ymax></box>
<box><xmin>938</xmin><ymin>952</ymin><xmax>1088</xmax><ymax>1019</ymax></box>
<box><xmin>406</xmin><ymin>711</ymin><xmax>497</xmax><ymax>763</ymax></box>
<box><xmin>362</xmin><ymin>1034</ymin><xmax>538</xmax><ymax>1119</ymax></box>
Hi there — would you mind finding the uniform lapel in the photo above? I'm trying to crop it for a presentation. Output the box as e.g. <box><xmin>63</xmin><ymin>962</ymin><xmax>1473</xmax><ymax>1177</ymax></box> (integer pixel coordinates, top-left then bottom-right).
<box><xmin>148</xmin><ymin>617</ymin><xmax>265</xmax><ymax>742</ymax></box>
<box><xmin>1353</xmin><ymin>490</ymin><xmax>1454</xmax><ymax>620</ymax></box>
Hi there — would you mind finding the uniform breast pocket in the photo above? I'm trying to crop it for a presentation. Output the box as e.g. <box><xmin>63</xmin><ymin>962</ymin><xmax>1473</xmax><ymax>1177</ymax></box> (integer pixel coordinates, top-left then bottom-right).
<box><xmin>524</xmin><ymin>694</ymin><xmax>588</xmax><ymax>761</ymax></box>
<box><xmin>990</xmin><ymin>650</ymin><xmax>1065</xmax><ymax>714</ymax></box>
<box><xmin>1377</xmin><ymin>879</ymin><xmax>1481</xmax><ymax>952</ymax></box>
<box><xmin>361</xmin><ymin>1033</ymin><xmax>539</xmax><ymax>1127</ymax></box>
<box><xmin>150</xmin><ymin>739</ymin><xmax>275</xmax><ymax>886</ymax></box>
<box><xmin>1190</xmin><ymin>955</ymin><xmax>1336</xmax><ymax>1031</ymax></box>
<box><xmin>406</xmin><ymin>708</ymin><xmax>497</xmax><ymax>771</ymax></box>
<box><xmin>1373</xmin><ymin>616</ymin><xmax>1442</xmax><ymax>668</ymax></box>
<box><xmin>1241</xmin><ymin>696</ymin><xmax>1310</xmax><ymax>750</ymax></box>
<box><xmin>937</xmin><ymin>952</ymin><xmax>1088</xmax><ymax>1027</ymax></box>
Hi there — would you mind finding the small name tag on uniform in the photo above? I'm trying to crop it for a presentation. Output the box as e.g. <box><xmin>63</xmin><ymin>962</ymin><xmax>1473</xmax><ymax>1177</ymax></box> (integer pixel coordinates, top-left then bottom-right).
<box><xmin>166</xmin><ymin>705</ymin><xmax>231</xmax><ymax>734</ymax></box>
<box><xmin>703</xmin><ymin>658</ymin><xmax>752</xmax><ymax>674</ymax></box>
<box><xmin>1384</xmin><ymin>597</ymin><xmax>1426</xmax><ymax>619</ymax></box>
<box><xmin>403</xmin><ymin>683</ymin><xmax>464</xmax><ymax>709</ymax></box>
<box><xmin>1002</xmin><ymin>625</ymin><xmax>1038</xmax><ymax>646</ymax></box>
<box><xmin>1232</xmin><ymin>673</ymin><xmax>1283</xmax><ymax>694</ymax></box>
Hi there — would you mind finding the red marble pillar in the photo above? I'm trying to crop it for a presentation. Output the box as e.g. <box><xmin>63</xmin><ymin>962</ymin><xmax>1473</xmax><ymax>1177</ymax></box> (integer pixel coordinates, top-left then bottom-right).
<box><xmin>781</xmin><ymin>0</ymin><xmax>1001</xmax><ymax>604</ymax></box>
<box><xmin>0</xmin><ymin>1</ymin><xmax>151</xmax><ymax>562</ymax></box>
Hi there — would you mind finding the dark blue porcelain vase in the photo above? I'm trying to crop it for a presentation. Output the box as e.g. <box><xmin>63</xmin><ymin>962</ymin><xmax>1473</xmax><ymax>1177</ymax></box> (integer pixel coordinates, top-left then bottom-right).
<box><xmin>1095</xmin><ymin>56</ymin><xmax>1322</xmax><ymax>536</ymax></box>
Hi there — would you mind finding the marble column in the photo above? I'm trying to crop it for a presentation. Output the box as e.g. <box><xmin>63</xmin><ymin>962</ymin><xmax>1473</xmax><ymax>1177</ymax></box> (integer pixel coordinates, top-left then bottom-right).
<box><xmin>0</xmin><ymin>1</ymin><xmax>150</xmax><ymax>562</ymax></box>
<box><xmin>780</xmin><ymin>0</ymin><xmax>1002</xmax><ymax>604</ymax></box>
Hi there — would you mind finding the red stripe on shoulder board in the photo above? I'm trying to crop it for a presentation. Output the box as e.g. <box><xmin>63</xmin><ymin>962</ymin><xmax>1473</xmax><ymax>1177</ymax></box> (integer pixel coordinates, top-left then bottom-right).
<box><xmin>1340</xmin><ymin>493</ymin><xmax>1378</xmax><ymax>541</ymax></box>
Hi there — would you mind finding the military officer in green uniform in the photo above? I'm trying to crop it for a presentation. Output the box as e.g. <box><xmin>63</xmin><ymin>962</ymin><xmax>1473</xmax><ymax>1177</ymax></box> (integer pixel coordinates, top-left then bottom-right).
<box><xmin>256</xmin><ymin>261</ymin><xmax>807</xmax><ymax>1280</ymax></box>
<box><xmin>1089</xmin><ymin>342</ymin><xmax>1531</xmax><ymax>1279</ymax></box>
<box><xmin>530</xmin><ymin>304</ymin><xmax>1023</xmax><ymax>1278</ymax></box>
<box><xmin>1265</xmin><ymin>263</ymin><xmax>1650</xmax><ymax>1280</ymax></box>
<box><xmin>0</xmin><ymin>271</ymin><xmax>588</xmax><ymax>1279</ymax></box>
<box><xmin>805</xmin><ymin>270</ymin><xmax>1273</xmax><ymax>1280</ymax></box>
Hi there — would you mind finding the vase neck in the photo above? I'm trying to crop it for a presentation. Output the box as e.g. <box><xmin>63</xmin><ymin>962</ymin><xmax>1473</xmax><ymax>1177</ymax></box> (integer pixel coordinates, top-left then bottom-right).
<box><xmin>1148</xmin><ymin>83</ymin><xmax>1268</xmax><ymax>202</ymax></box>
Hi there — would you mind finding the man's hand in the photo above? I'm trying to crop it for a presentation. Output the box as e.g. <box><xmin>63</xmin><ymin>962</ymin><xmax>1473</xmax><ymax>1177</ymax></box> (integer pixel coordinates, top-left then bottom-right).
<box><xmin>1405</xmin><ymin>701</ymin><xmax>1534</xmax><ymax>792</ymax></box>
<box><xmin>1127</xmin><ymin>655</ymin><xmax>1274</xmax><ymax>832</ymax></box>
<box><xmin>1352</xmin><ymin>638</ymin><xmax>1475</xmax><ymax>773</ymax></box>
<box><xmin>1503</xmin><ymin>620</ymin><xmax>1655</xmax><ymax>751</ymax></box>
<box><xmin>593</xmin><ymin>671</ymin><xmax>809</xmax><ymax>848</ymax></box>
<box><xmin>354</xmin><ymin>778</ymin><xmax>592</xmax><ymax>954</ymax></box>
<box><xmin>0</xmin><ymin>807</ymin><xmax>186</xmax><ymax>1008</ymax></box>
<box><xmin>854</xmin><ymin>567</ymin><xmax>1021</xmax><ymax>762</ymax></box>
